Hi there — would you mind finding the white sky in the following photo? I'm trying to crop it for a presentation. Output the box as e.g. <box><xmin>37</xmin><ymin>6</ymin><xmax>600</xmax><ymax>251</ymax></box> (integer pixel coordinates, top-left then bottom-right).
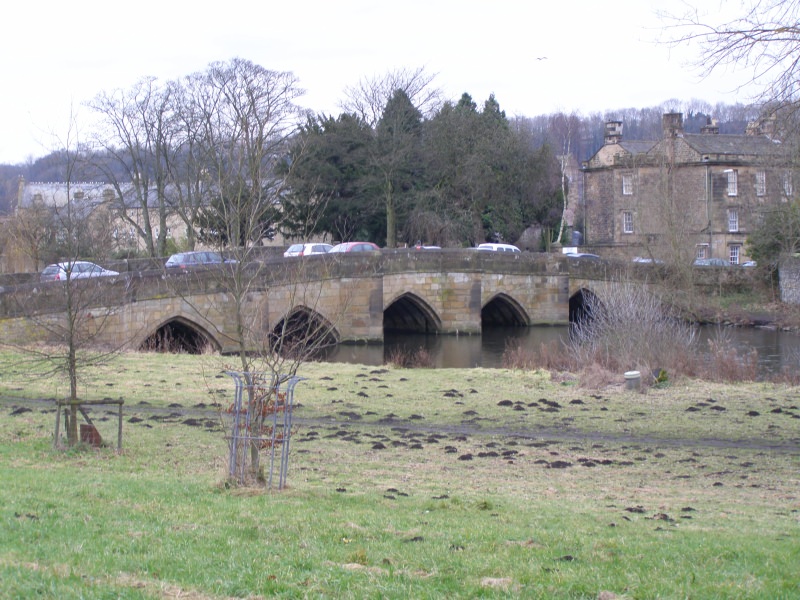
<box><xmin>0</xmin><ymin>0</ymin><xmax>760</xmax><ymax>164</ymax></box>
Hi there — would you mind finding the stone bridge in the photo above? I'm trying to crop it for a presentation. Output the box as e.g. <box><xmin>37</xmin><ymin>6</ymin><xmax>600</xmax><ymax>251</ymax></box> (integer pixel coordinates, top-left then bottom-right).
<box><xmin>0</xmin><ymin>250</ymin><xmax>748</xmax><ymax>354</ymax></box>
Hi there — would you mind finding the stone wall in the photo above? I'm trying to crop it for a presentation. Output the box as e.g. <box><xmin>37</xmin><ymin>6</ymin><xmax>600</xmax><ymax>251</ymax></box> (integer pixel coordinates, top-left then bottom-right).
<box><xmin>780</xmin><ymin>257</ymin><xmax>800</xmax><ymax>304</ymax></box>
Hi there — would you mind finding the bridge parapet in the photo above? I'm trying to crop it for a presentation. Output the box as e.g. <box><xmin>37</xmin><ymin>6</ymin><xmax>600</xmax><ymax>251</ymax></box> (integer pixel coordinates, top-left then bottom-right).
<box><xmin>0</xmin><ymin>250</ymin><xmax>587</xmax><ymax>351</ymax></box>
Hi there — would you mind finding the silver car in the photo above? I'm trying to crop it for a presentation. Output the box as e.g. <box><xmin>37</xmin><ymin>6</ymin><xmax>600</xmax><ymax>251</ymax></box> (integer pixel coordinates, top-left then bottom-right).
<box><xmin>283</xmin><ymin>243</ymin><xmax>333</xmax><ymax>257</ymax></box>
<box><xmin>40</xmin><ymin>261</ymin><xmax>119</xmax><ymax>281</ymax></box>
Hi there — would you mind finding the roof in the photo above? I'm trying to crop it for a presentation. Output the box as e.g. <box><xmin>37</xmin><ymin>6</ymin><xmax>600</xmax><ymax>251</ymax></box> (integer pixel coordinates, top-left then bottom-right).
<box><xmin>618</xmin><ymin>140</ymin><xmax>656</xmax><ymax>155</ymax></box>
<box><xmin>681</xmin><ymin>133</ymin><xmax>780</xmax><ymax>157</ymax></box>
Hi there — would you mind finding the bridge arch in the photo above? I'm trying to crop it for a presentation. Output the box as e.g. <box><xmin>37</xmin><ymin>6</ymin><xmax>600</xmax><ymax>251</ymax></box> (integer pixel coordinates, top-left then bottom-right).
<box><xmin>481</xmin><ymin>293</ymin><xmax>530</xmax><ymax>327</ymax></box>
<box><xmin>270</xmin><ymin>305</ymin><xmax>340</xmax><ymax>356</ymax></box>
<box><xmin>139</xmin><ymin>316</ymin><xmax>221</xmax><ymax>354</ymax></box>
<box><xmin>384</xmin><ymin>292</ymin><xmax>442</xmax><ymax>333</ymax></box>
<box><xmin>569</xmin><ymin>287</ymin><xmax>601</xmax><ymax>324</ymax></box>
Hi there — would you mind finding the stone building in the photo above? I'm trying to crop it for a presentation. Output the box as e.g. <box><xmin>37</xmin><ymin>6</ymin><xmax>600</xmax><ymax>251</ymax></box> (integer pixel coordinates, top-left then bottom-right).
<box><xmin>10</xmin><ymin>180</ymin><xmax>191</xmax><ymax>270</ymax></box>
<box><xmin>581</xmin><ymin>113</ymin><xmax>790</xmax><ymax>264</ymax></box>
<box><xmin>6</xmin><ymin>178</ymin><xmax>294</xmax><ymax>273</ymax></box>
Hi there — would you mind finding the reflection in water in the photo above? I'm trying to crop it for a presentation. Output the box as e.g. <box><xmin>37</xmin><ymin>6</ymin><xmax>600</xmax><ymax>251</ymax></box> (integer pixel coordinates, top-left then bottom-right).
<box><xmin>321</xmin><ymin>325</ymin><xmax>800</xmax><ymax>375</ymax></box>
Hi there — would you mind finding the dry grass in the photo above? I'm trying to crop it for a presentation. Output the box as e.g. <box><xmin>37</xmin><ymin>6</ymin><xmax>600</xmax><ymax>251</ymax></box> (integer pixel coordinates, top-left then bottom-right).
<box><xmin>502</xmin><ymin>340</ymin><xmax>572</xmax><ymax>371</ymax></box>
<box><xmin>385</xmin><ymin>346</ymin><xmax>434</xmax><ymax>368</ymax></box>
<box><xmin>1</xmin><ymin>349</ymin><xmax>798</xmax><ymax>598</ymax></box>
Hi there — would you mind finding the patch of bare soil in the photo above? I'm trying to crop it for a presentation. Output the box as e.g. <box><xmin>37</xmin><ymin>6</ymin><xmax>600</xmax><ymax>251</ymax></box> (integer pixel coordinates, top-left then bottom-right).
<box><xmin>4</xmin><ymin>394</ymin><xmax>797</xmax><ymax>456</ymax></box>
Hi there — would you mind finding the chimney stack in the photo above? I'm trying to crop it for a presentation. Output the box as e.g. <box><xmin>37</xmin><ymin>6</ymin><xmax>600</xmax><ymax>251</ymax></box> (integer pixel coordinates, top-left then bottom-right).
<box><xmin>604</xmin><ymin>120</ymin><xmax>623</xmax><ymax>145</ymax></box>
<box><xmin>662</xmin><ymin>112</ymin><xmax>684</xmax><ymax>138</ymax></box>
<box><xmin>700</xmin><ymin>117</ymin><xmax>719</xmax><ymax>135</ymax></box>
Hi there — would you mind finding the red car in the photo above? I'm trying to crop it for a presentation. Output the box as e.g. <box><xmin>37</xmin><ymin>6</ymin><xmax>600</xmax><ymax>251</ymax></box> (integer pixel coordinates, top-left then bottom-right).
<box><xmin>328</xmin><ymin>242</ymin><xmax>380</xmax><ymax>253</ymax></box>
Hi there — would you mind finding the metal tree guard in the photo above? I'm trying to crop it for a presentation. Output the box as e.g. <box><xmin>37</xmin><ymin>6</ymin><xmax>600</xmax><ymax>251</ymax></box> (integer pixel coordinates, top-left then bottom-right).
<box><xmin>224</xmin><ymin>371</ymin><xmax>306</xmax><ymax>489</ymax></box>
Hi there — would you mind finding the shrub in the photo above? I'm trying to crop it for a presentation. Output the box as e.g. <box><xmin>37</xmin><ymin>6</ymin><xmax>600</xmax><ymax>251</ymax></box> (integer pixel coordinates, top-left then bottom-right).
<box><xmin>502</xmin><ymin>340</ymin><xmax>571</xmax><ymax>371</ymax></box>
<box><xmin>385</xmin><ymin>346</ymin><xmax>434</xmax><ymax>368</ymax></box>
<box><xmin>568</xmin><ymin>282</ymin><xmax>697</xmax><ymax>378</ymax></box>
<box><xmin>701</xmin><ymin>328</ymin><xmax>759</xmax><ymax>382</ymax></box>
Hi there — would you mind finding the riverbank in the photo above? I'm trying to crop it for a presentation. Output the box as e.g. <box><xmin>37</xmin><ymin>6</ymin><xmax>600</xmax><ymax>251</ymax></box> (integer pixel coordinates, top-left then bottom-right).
<box><xmin>694</xmin><ymin>300</ymin><xmax>800</xmax><ymax>330</ymax></box>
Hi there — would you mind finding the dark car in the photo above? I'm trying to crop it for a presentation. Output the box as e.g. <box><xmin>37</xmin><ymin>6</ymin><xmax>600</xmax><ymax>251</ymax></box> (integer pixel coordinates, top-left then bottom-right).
<box><xmin>328</xmin><ymin>242</ymin><xmax>380</xmax><ymax>253</ymax></box>
<box><xmin>40</xmin><ymin>261</ymin><xmax>119</xmax><ymax>281</ymax></box>
<box><xmin>165</xmin><ymin>251</ymin><xmax>237</xmax><ymax>269</ymax></box>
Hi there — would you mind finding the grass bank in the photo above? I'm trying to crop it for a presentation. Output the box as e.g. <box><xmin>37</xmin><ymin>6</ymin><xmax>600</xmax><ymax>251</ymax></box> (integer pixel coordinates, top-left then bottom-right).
<box><xmin>1</xmin><ymin>349</ymin><xmax>798</xmax><ymax>598</ymax></box>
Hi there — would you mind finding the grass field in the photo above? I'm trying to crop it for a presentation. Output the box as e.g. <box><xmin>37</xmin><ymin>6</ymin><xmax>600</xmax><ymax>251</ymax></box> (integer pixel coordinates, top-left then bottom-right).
<box><xmin>0</xmin><ymin>349</ymin><xmax>798</xmax><ymax>599</ymax></box>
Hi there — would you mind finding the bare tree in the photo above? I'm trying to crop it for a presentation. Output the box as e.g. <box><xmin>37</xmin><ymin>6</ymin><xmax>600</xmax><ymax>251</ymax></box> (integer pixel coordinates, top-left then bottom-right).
<box><xmin>4</xmin><ymin>196</ymin><xmax>56</xmax><ymax>270</ymax></box>
<box><xmin>661</xmin><ymin>1</ymin><xmax>800</xmax><ymax>114</ymax></box>
<box><xmin>340</xmin><ymin>66</ymin><xmax>442</xmax><ymax>127</ymax></box>
<box><xmin>549</xmin><ymin>112</ymin><xmax>581</xmax><ymax>245</ymax></box>
<box><xmin>4</xmin><ymin>126</ymin><xmax>125</xmax><ymax>447</ymax></box>
<box><xmin>86</xmin><ymin>77</ymin><xmax>179</xmax><ymax>257</ymax></box>
<box><xmin>163</xmin><ymin>73</ymin><xmax>227</xmax><ymax>252</ymax></box>
<box><xmin>158</xmin><ymin>58</ymin><xmax>342</xmax><ymax>483</ymax></box>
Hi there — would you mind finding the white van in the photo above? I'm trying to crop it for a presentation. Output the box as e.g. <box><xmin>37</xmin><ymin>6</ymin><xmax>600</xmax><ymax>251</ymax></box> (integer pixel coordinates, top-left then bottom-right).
<box><xmin>476</xmin><ymin>243</ymin><xmax>521</xmax><ymax>253</ymax></box>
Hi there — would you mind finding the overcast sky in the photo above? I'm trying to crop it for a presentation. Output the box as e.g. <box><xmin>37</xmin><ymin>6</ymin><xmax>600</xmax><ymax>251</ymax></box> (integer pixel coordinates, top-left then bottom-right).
<box><xmin>0</xmin><ymin>0</ymin><xmax>759</xmax><ymax>164</ymax></box>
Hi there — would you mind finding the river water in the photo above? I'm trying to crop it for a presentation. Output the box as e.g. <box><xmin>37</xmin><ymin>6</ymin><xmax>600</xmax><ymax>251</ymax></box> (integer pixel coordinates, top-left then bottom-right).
<box><xmin>323</xmin><ymin>325</ymin><xmax>800</xmax><ymax>375</ymax></box>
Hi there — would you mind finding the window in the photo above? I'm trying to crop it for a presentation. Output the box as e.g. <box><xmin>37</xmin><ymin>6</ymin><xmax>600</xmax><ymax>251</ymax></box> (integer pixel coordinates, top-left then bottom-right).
<box><xmin>696</xmin><ymin>244</ymin><xmax>709</xmax><ymax>260</ymax></box>
<box><xmin>623</xmin><ymin>211</ymin><xmax>634</xmax><ymax>234</ymax></box>
<box><xmin>622</xmin><ymin>174</ymin><xmax>633</xmax><ymax>196</ymax></box>
<box><xmin>73</xmin><ymin>191</ymin><xmax>85</xmax><ymax>200</ymax></box>
<box><xmin>728</xmin><ymin>209</ymin><xmax>739</xmax><ymax>233</ymax></box>
<box><xmin>729</xmin><ymin>245</ymin><xmax>741</xmax><ymax>265</ymax></box>
<box><xmin>755</xmin><ymin>170</ymin><xmax>766</xmax><ymax>196</ymax></box>
<box><xmin>726</xmin><ymin>169</ymin><xmax>738</xmax><ymax>196</ymax></box>
<box><xmin>784</xmin><ymin>172</ymin><xmax>793</xmax><ymax>198</ymax></box>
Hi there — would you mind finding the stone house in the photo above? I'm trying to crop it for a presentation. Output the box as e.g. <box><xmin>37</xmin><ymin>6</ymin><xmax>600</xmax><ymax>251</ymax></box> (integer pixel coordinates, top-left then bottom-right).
<box><xmin>5</xmin><ymin>178</ymin><xmax>298</xmax><ymax>273</ymax></box>
<box><xmin>581</xmin><ymin>113</ymin><xmax>791</xmax><ymax>264</ymax></box>
<box><xmin>10</xmin><ymin>180</ymin><xmax>191</xmax><ymax>268</ymax></box>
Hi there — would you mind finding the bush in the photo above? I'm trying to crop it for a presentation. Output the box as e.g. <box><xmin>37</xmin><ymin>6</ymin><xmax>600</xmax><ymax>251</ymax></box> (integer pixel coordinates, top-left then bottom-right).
<box><xmin>385</xmin><ymin>346</ymin><xmax>434</xmax><ymax>368</ymax></box>
<box><xmin>568</xmin><ymin>282</ymin><xmax>697</xmax><ymax>379</ymax></box>
<box><xmin>502</xmin><ymin>340</ymin><xmax>571</xmax><ymax>371</ymax></box>
<box><xmin>700</xmin><ymin>328</ymin><xmax>759</xmax><ymax>382</ymax></box>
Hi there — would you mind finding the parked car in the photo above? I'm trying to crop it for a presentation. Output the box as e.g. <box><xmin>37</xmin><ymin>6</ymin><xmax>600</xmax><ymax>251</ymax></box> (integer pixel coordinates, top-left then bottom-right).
<box><xmin>565</xmin><ymin>252</ymin><xmax>601</xmax><ymax>259</ymax></box>
<box><xmin>283</xmin><ymin>243</ymin><xmax>333</xmax><ymax>257</ymax></box>
<box><xmin>40</xmin><ymin>261</ymin><xmax>119</xmax><ymax>282</ymax></box>
<box><xmin>694</xmin><ymin>257</ymin><xmax>730</xmax><ymax>267</ymax></box>
<box><xmin>165</xmin><ymin>251</ymin><xmax>237</xmax><ymax>269</ymax></box>
<box><xmin>476</xmin><ymin>243</ymin><xmax>521</xmax><ymax>253</ymax></box>
<box><xmin>328</xmin><ymin>242</ymin><xmax>381</xmax><ymax>253</ymax></box>
<box><xmin>632</xmin><ymin>256</ymin><xmax>664</xmax><ymax>264</ymax></box>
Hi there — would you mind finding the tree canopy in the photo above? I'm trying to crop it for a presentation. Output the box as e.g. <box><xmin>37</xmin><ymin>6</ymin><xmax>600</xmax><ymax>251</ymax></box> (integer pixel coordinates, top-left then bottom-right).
<box><xmin>282</xmin><ymin>91</ymin><xmax>564</xmax><ymax>247</ymax></box>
